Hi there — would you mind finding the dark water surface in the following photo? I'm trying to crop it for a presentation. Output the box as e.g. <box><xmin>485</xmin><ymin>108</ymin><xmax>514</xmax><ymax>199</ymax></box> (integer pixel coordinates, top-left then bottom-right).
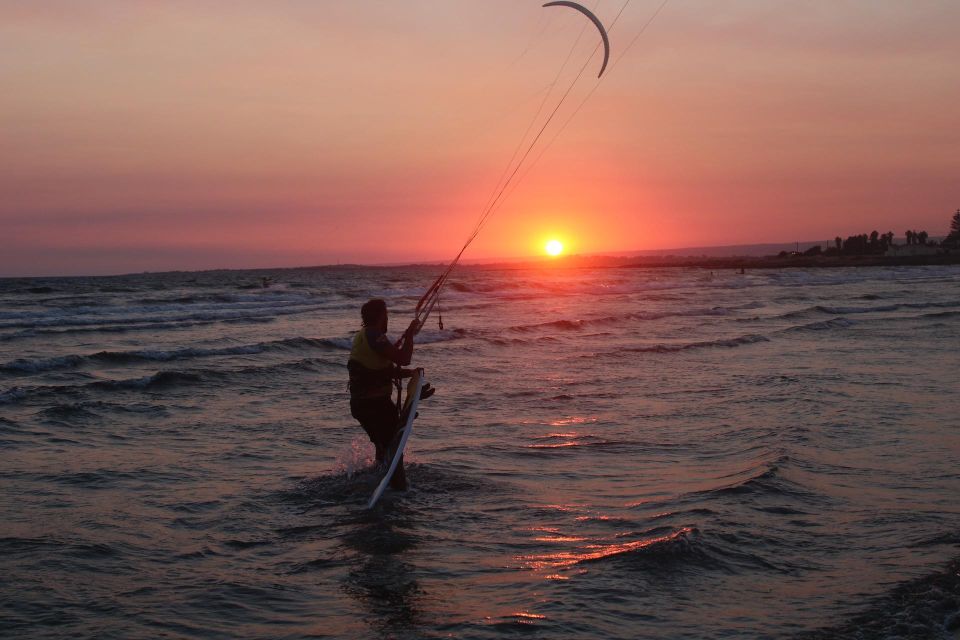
<box><xmin>2</xmin><ymin>264</ymin><xmax>959</xmax><ymax>639</ymax></box>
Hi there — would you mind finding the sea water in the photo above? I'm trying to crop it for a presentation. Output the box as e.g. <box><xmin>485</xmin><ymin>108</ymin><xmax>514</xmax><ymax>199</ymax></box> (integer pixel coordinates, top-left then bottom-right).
<box><xmin>1</xmin><ymin>264</ymin><xmax>958</xmax><ymax>639</ymax></box>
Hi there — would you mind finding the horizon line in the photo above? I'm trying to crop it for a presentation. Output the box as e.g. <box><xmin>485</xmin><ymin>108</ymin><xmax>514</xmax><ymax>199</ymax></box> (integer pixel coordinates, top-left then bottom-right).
<box><xmin>2</xmin><ymin>234</ymin><xmax>950</xmax><ymax>280</ymax></box>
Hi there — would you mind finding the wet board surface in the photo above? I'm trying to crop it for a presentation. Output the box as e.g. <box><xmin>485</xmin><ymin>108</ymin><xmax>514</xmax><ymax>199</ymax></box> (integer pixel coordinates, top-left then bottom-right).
<box><xmin>367</xmin><ymin>369</ymin><xmax>424</xmax><ymax>509</ymax></box>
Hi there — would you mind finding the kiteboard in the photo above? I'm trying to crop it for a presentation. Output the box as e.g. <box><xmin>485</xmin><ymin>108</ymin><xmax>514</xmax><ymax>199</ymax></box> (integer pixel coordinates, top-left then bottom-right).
<box><xmin>367</xmin><ymin>369</ymin><xmax>425</xmax><ymax>509</ymax></box>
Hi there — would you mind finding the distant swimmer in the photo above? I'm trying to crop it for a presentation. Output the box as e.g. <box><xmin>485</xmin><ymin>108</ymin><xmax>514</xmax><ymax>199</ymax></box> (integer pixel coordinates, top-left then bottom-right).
<box><xmin>347</xmin><ymin>299</ymin><xmax>434</xmax><ymax>490</ymax></box>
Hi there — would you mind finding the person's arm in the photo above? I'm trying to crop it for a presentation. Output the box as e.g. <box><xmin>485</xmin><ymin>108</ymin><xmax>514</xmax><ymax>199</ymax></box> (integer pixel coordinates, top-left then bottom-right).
<box><xmin>370</xmin><ymin>320</ymin><xmax>418</xmax><ymax>366</ymax></box>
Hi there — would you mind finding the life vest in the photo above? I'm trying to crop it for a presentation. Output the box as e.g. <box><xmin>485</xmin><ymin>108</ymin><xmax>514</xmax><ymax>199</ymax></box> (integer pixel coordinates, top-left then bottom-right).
<box><xmin>348</xmin><ymin>329</ymin><xmax>394</xmax><ymax>399</ymax></box>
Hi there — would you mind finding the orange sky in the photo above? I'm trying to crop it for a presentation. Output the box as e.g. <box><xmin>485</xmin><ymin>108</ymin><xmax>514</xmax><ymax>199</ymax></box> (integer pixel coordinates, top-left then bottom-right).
<box><xmin>3</xmin><ymin>1</ymin><xmax>959</xmax><ymax>276</ymax></box>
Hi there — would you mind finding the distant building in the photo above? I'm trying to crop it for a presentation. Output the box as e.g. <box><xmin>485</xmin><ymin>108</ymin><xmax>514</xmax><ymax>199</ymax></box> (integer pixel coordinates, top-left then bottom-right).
<box><xmin>885</xmin><ymin>244</ymin><xmax>941</xmax><ymax>257</ymax></box>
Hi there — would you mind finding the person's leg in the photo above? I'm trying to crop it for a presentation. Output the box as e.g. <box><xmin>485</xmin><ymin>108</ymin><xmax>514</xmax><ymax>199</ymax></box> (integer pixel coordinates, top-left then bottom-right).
<box><xmin>390</xmin><ymin>454</ymin><xmax>407</xmax><ymax>490</ymax></box>
<box><xmin>351</xmin><ymin>399</ymin><xmax>387</xmax><ymax>464</ymax></box>
<box><xmin>356</xmin><ymin>397</ymin><xmax>406</xmax><ymax>489</ymax></box>
<box><xmin>371</xmin><ymin>398</ymin><xmax>407</xmax><ymax>490</ymax></box>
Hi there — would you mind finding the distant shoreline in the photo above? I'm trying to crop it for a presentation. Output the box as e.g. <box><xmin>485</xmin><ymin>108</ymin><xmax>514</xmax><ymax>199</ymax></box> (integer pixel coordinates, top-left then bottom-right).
<box><xmin>3</xmin><ymin>252</ymin><xmax>959</xmax><ymax>281</ymax></box>
<box><xmin>469</xmin><ymin>252</ymin><xmax>960</xmax><ymax>272</ymax></box>
<box><xmin>622</xmin><ymin>253</ymin><xmax>960</xmax><ymax>271</ymax></box>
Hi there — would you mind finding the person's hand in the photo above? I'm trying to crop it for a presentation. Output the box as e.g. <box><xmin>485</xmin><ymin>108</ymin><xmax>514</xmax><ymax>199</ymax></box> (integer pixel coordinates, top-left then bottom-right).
<box><xmin>405</xmin><ymin>319</ymin><xmax>420</xmax><ymax>337</ymax></box>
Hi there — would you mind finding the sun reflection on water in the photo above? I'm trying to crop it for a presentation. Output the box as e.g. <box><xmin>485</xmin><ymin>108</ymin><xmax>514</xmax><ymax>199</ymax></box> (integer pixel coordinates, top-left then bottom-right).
<box><xmin>518</xmin><ymin>527</ymin><xmax>696</xmax><ymax>573</ymax></box>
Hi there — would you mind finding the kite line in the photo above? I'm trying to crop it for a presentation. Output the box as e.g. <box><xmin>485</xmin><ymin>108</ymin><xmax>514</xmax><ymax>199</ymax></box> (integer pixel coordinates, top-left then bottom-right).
<box><xmin>413</xmin><ymin>0</ymin><xmax>669</xmax><ymax>333</ymax></box>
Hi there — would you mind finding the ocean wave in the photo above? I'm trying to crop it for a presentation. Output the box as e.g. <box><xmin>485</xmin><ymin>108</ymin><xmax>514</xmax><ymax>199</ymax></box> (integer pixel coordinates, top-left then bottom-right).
<box><xmin>0</xmin><ymin>337</ymin><xmax>344</xmax><ymax>375</ymax></box>
<box><xmin>131</xmin><ymin>290</ymin><xmax>307</xmax><ymax>306</ymax></box>
<box><xmin>0</xmin><ymin>358</ymin><xmax>342</xmax><ymax>405</ymax></box>
<box><xmin>713</xmin><ymin>465</ymin><xmax>783</xmax><ymax>496</ymax></box>
<box><xmin>815</xmin><ymin>304</ymin><xmax>904</xmax><ymax>315</ymax></box>
<box><xmin>410</xmin><ymin>328</ymin><xmax>467</xmax><ymax>345</ymax></box>
<box><xmin>621</xmin><ymin>334</ymin><xmax>770</xmax><ymax>353</ymax></box>
<box><xmin>92</xmin><ymin>371</ymin><xmax>208</xmax><ymax>391</ymax></box>
<box><xmin>781</xmin><ymin>301</ymin><xmax>958</xmax><ymax>319</ymax></box>
<box><xmin>517</xmin><ymin>318</ymin><xmax>587</xmax><ymax>332</ymax></box>
<box><xmin>38</xmin><ymin>402</ymin><xmax>107</xmax><ymax>421</ymax></box>
<box><xmin>95</xmin><ymin>358</ymin><xmax>339</xmax><ymax>391</ymax></box>
<box><xmin>526</xmin><ymin>433</ymin><xmax>624</xmax><ymax>450</ymax></box>
<box><xmin>0</xmin><ymin>354</ymin><xmax>88</xmax><ymax>374</ymax></box>
<box><xmin>0</xmin><ymin>319</ymin><xmax>222</xmax><ymax>342</ymax></box>
<box><xmin>505</xmin><ymin>307</ymin><xmax>742</xmax><ymax>334</ymax></box>
<box><xmin>906</xmin><ymin>532</ymin><xmax>960</xmax><ymax>549</ymax></box>
<box><xmin>0</xmin><ymin>387</ymin><xmax>28</xmax><ymax>404</ymax></box>
<box><xmin>517</xmin><ymin>526</ymin><xmax>701</xmax><ymax>572</ymax></box>
<box><xmin>0</xmin><ymin>536</ymin><xmax>61</xmax><ymax>554</ymax></box>
<box><xmin>797</xmin><ymin>557</ymin><xmax>960</xmax><ymax>639</ymax></box>
<box><xmin>449</xmin><ymin>281</ymin><xmax>502</xmax><ymax>293</ymax></box>
<box><xmin>7</xmin><ymin>286</ymin><xmax>59</xmax><ymax>295</ymax></box>
<box><xmin>701</xmin><ymin>455</ymin><xmax>826</xmax><ymax>505</ymax></box>
<box><xmin>0</xmin><ymin>291</ymin><xmax>317</xmax><ymax>319</ymax></box>
<box><xmin>922</xmin><ymin>310</ymin><xmax>960</xmax><ymax>320</ymax></box>
<box><xmin>0</xmin><ymin>416</ymin><xmax>25</xmax><ymax>434</ymax></box>
<box><xmin>783</xmin><ymin>317</ymin><xmax>857</xmax><ymax>333</ymax></box>
<box><xmin>0</xmin><ymin>298</ymin><xmax>325</xmax><ymax>331</ymax></box>
<box><xmin>487</xmin><ymin>335</ymin><xmax>561</xmax><ymax>347</ymax></box>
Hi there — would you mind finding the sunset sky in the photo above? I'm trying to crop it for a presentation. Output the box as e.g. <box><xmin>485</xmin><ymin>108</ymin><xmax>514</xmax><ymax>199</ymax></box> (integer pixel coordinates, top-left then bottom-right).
<box><xmin>3</xmin><ymin>0</ymin><xmax>959</xmax><ymax>276</ymax></box>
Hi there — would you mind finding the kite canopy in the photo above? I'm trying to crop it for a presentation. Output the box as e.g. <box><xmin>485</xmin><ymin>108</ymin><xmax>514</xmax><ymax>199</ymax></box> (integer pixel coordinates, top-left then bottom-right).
<box><xmin>542</xmin><ymin>1</ymin><xmax>611</xmax><ymax>77</ymax></box>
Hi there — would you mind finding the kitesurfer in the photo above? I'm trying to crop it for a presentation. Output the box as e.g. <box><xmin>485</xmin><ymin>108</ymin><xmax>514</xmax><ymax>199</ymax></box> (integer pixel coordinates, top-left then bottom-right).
<box><xmin>348</xmin><ymin>299</ymin><xmax>433</xmax><ymax>490</ymax></box>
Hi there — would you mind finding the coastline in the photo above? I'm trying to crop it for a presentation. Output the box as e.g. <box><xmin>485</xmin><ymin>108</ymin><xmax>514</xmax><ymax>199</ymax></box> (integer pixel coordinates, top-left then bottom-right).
<box><xmin>622</xmin><ymin>252</ymin><xmax>960</xmax><ymax>271</ymax></box>
<box><xmin>473</xmin><ymin>252</ymin><xmax>960</xmax><ymax>273</ymax></box>
<box><xmin>3</xmin><ymin>251</ymin><xmax>959</xmax><ymax>282</ymax></box>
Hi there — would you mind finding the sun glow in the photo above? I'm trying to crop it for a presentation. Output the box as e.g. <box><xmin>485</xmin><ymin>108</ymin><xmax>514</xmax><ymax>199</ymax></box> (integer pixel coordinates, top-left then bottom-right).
<box><xmin>545</xmin><ymin>240</ymin><xmax>564</xmax><ymax>256</ymax></box>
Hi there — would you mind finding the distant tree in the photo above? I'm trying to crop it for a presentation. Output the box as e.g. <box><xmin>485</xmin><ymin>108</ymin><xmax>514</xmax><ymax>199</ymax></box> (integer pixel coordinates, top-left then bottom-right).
<box><xmin>944</xmin><ymin>209</ymin><xmax>960</xmax><ymax>248</ymax></box>
<box><xmin>803</xmin><ymin>245</ymin><xmax>822</xmax><ymax>257</ymax></box>
<box><xmin>905</xmin><ymin>230</ymin><xmax>914</xmax><ymax>245</ymax></box>
<box><xmin>842</xmin><ymin>233</ymin><xmax>872</xmax><ymax>255</ymax></box>
<box><xmin>917</xmin><ymin>230</ymin><xmax>929</xmax><ymax>245</ymax></box>
<box><xmin>835</xmin><ymin>236</ymin><xmax>842</xmax><ymax>251</ymax></box>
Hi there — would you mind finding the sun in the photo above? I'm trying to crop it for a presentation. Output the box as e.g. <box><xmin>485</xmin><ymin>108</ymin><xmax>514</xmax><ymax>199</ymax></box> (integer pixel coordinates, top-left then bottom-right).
<box><xmin>545</xmin><ymin>239</ymin><xmax>564</xmax><ymax>256</ymax></box>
